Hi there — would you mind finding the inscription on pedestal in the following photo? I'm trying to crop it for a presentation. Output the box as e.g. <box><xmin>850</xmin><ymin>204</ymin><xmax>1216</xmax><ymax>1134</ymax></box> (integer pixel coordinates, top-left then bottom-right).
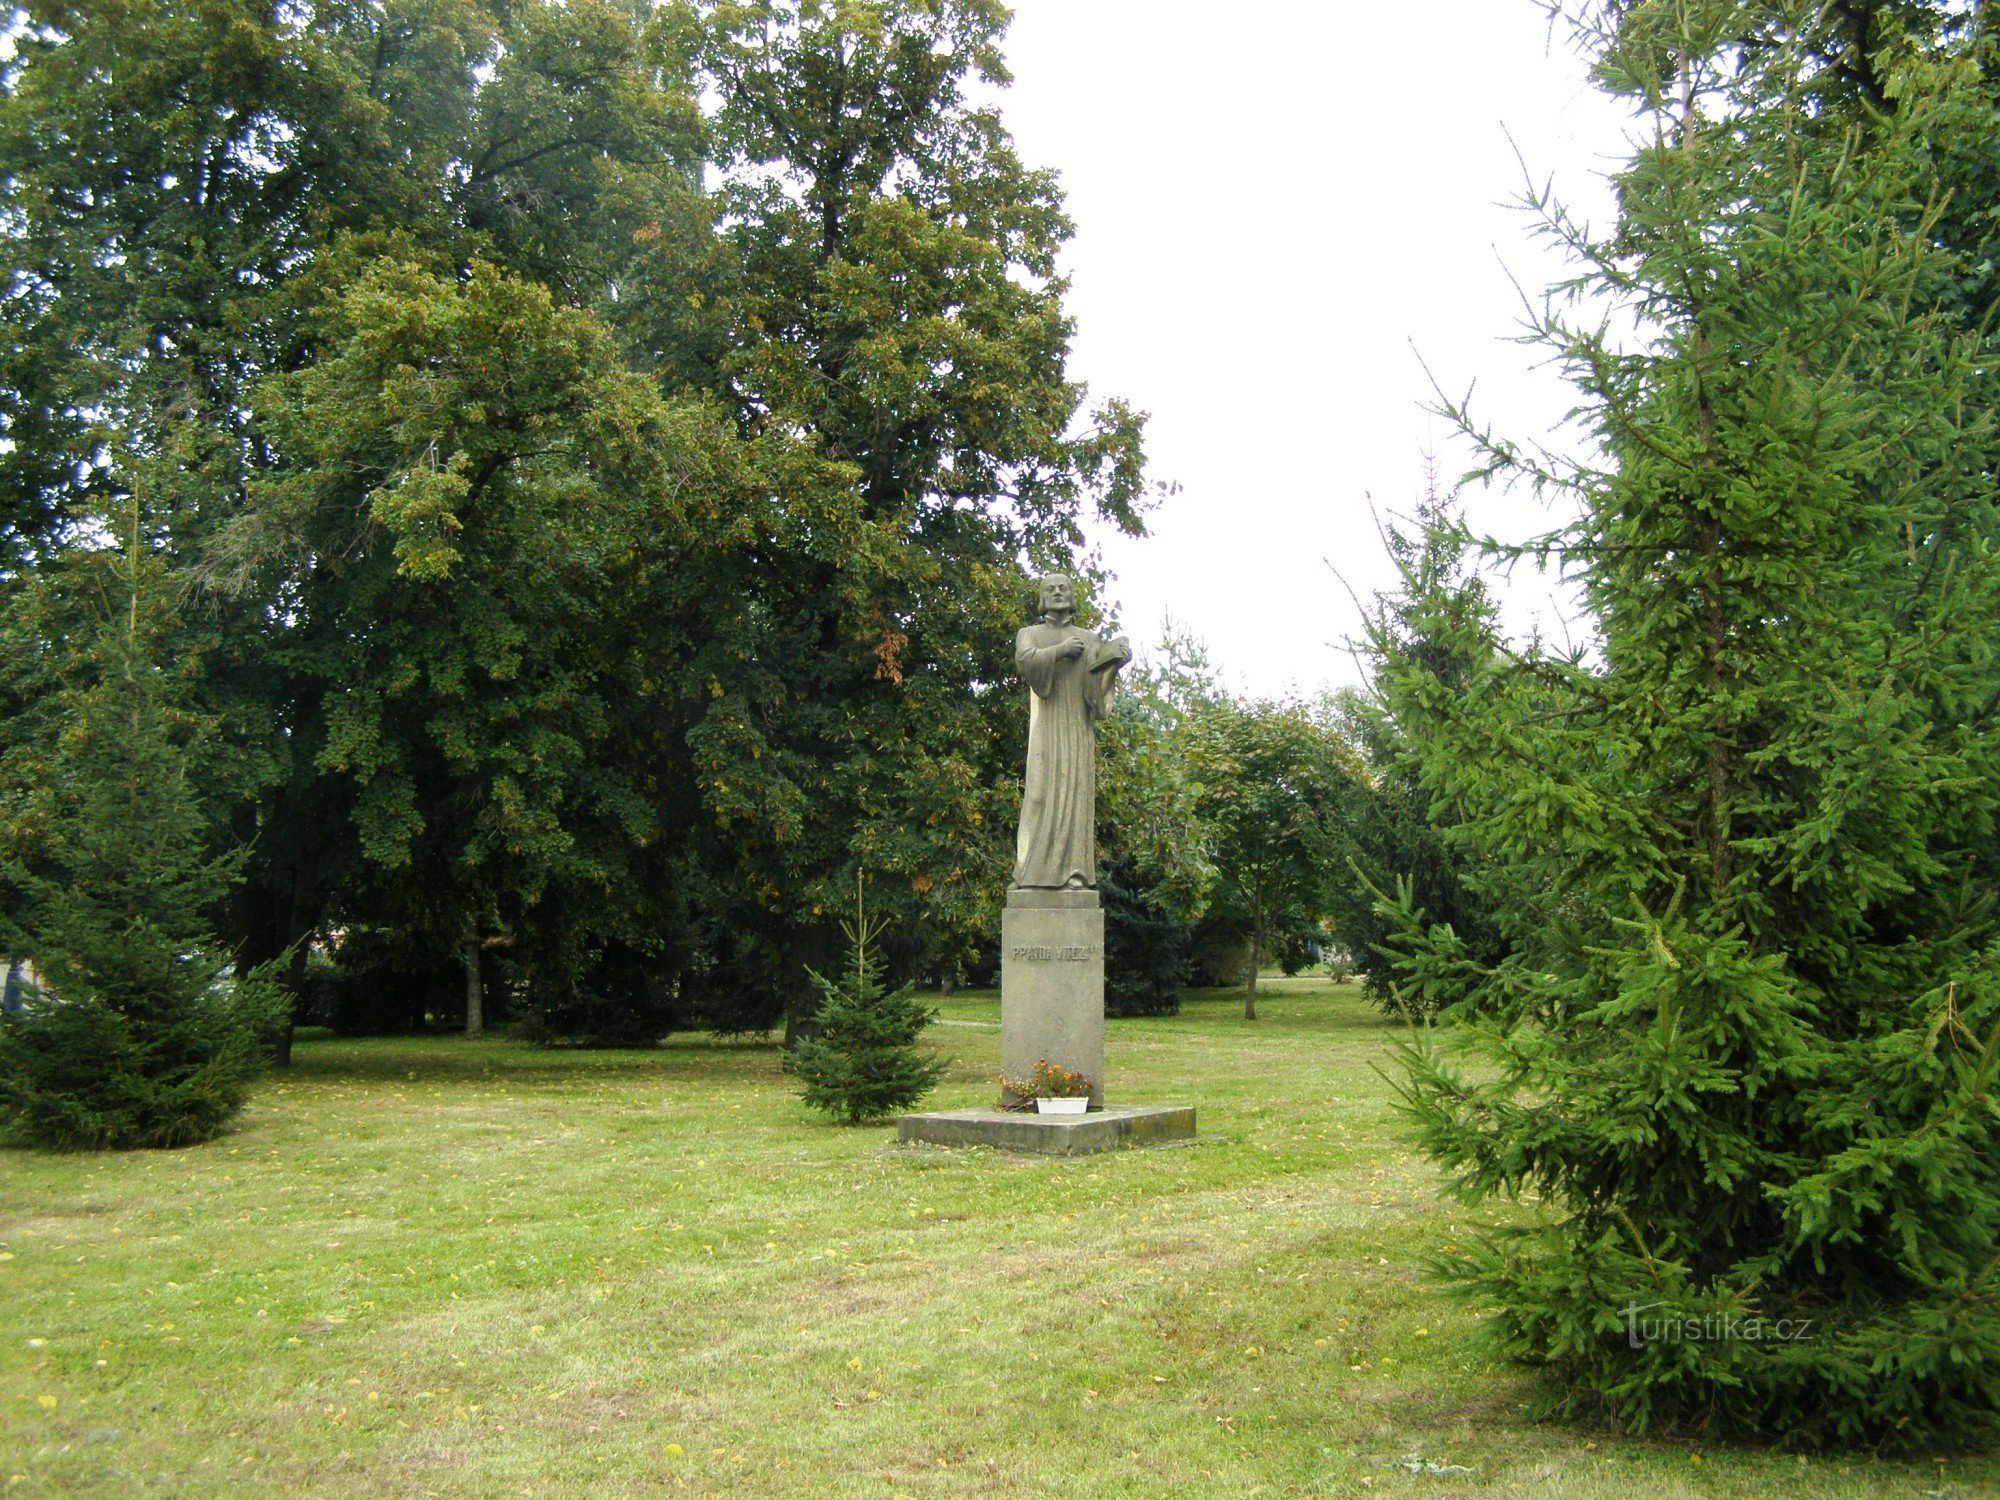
<box><xmin>1010</xmin><ymin>944</ymin><xmax>1099</xmax><ymax>962</ymax></box>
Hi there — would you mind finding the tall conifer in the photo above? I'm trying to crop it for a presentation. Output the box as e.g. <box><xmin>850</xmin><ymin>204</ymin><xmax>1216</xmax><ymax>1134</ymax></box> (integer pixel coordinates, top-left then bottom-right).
<box><xmin>1379</xmin><ymin>1</ymin><xmax>2000</xmax><ymax>1443</ymax></box>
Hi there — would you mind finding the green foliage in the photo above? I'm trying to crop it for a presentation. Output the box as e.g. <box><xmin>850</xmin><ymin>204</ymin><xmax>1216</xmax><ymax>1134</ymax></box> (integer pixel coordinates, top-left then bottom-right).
<box><xmin>311</xmin><ymin>929</ymin><xmax>465</xmax><ymax>1037</ymax></box>
<box><xmin>235</xmin><ymin>253</ymin><xmax>723</xmax><ymax>977</ymax></box>
<box><xmin>0</xmin><ymin>537</ymin><xmax>282</xmax><ymax>1150</ymax></box>
<box><xmin>0</xmin><ymin>0</ymin><xmax>1155</xmax><ymax>1048</ymax></box>
<box><xmin>1327</xmin><ymin>488</ymin><xmax>1507</xmax><ymax>1018</ymax></box>
<box><xmin>1094</xmin><ymin>623</ymin><xmax>1224</xmax><ymax>1017</ymax></box>
<box><xmin>0</xmin><ymin>0</ymin><xmax>729</xmax><ymax>1035</ymax></box>
<box><xmin>1094</xmin><ymin>628</ymin><xmax>1362</xmax><ymax>1018</ymax></box>
<box><xmin>1100</xmin><ymin>856</ymin><xmax>1190</xmax><ymax>1018</ymax></box>
<box><xmin>677</xmin><ymin>930</ymin><xmax>792</xmax><ymax>1037</ymax></box>
<box><xmin>1384</xmin><ymin>2</ymin><xmax>2000</xmax><ymax>1446</ymax></box>
<box><xmin>1185</xmin><ymin>696</ymin><xmax>1356</xmax><ymax>1017</ymax></box>
<box><xmin>1098</xmin><ymin>626</ymin><xmax>1220</xmax><ymax>915</ymax></box>
<box><xmin>791</xmin><ymin>887</ymin><xmax>946</xmax><ymax>1124</ymax></box>
<box><xmin>661</xmin><ymin>0</ymin><xmax>1157</xmax><ymax>1021</ymax></box>
<box><xmin>518</xmin><ymin>943</ymin><xmax>678</xmax><ymax>1050</ymax></box>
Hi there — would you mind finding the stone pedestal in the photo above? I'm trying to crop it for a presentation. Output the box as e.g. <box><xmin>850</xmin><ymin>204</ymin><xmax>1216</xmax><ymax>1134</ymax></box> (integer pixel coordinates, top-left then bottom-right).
<box><xmin>896</xmin><ymin>883</ymin><xmax>1196</xmax><ymax>1154</ymax></box>
<box><xmin>1000</xmin><ymin>887</ymin><xmax>1104</xmax><ymax>1107</ymax></box>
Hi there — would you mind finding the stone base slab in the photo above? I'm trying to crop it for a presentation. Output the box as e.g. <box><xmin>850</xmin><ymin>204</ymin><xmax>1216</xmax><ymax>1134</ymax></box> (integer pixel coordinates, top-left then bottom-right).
<box><xmin>896</xmin><ymin>1105</ymin><xmax>1196</xmax><ymax>1156</ymax></box>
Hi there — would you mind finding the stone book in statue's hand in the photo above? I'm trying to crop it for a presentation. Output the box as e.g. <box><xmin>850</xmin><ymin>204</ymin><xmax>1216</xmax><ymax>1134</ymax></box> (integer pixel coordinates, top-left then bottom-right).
<box><xmin>1088</xmin><ymin>636</ymin><xmax>1131</xmax><ymax>674</ymax></box>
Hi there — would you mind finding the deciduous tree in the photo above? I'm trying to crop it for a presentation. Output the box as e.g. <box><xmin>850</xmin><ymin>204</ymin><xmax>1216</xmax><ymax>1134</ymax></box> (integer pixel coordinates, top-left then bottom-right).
<box><xmin>1187</xmin><ymin>698</ymin><xmax>1352</xmax><ymax>1019</ymax></box>
<box><xmin>663</xmin><ymin>0</ymin><xmax>1153</xmax><ymax>1029</ymax></box>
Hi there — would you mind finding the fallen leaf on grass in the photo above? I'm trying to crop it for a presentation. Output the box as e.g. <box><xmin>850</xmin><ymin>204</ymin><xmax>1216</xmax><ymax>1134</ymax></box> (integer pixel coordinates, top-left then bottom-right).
<box><xmin>1397</xmin><ymin>1456</ymin><xmax>1474</xmax><ymax>1476</ymax></box>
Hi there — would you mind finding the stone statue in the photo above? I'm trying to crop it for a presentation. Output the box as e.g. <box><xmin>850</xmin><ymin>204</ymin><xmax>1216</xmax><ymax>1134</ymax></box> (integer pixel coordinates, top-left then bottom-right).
<box><xmin>1013</xmin><ymin>574</ymin><xmax>1130</xmax><ymax>890</ymax></box>
<box><xmin>892</xmin><ymin>572</ymin><xmax>1199</xmax><ymax>1135</ymax></box>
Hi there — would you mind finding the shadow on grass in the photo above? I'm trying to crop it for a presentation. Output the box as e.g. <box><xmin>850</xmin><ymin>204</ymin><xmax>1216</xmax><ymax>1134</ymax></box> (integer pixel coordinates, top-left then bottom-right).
<box><xmin>1171</xmin><ymin>986</ymin><xmax>1411</xmax><ymax>1037</ymax></box>
<box><xmin>285</xmin><ymin>1028</ymin><xmax>787</xmax><ymax>1087</ymax></box>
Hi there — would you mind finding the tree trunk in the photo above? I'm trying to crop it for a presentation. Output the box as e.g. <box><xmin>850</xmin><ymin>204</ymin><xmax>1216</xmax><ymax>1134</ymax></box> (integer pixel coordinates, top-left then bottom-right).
<box><xmin>781</xmin><ymin>920</ymin><xmax>836</xmax><ymax>1049</ymax></box>
<box><xmin>463</xmin><ymin>925</ymin><xmax>483</xmax><ymax>1039</ymax></box>
<box><xmin>1245</xmin><ymin>898</ymin><xmax>1263</xmax><ymax>1021</ymax></box>
<box><xmin>272</xmin><ymin>875</ymin><xmax>319</xmax><ymax>1069</ymax></box>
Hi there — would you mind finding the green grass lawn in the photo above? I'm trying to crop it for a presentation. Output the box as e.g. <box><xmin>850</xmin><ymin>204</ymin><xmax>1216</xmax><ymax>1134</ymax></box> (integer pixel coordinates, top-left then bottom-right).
<box><xmin>2</xmin><ymin>979</ymin><xmax>1992</xmax><ymax>1498</ymax></box>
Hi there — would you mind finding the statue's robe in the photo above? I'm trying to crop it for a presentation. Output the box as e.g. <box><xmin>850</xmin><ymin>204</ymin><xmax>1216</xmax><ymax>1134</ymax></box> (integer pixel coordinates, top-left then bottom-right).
<box><xmin>1013</xmin><ymin>621</ymin><xmax>1121</xmax><ymax>888</ymax></box>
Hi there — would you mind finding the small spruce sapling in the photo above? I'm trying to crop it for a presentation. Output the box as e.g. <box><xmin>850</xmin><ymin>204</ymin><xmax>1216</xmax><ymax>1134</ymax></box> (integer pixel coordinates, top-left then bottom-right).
<box><xmin>791</xmin><ymin>880</ymin><xmax>947</xmax><ymax>1124</ymax></box>
<box><xmin>0</xmin><ymin>524</ymin><xmax>285</xmax><ymax>1149</ymax></box>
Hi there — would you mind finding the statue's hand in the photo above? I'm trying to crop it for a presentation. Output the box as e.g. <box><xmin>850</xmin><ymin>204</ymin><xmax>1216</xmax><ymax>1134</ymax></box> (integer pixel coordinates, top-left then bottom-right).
<box><xmin>1060</xmin><ymin>637</ymin><xmax>1088</xmax><ymax>660</ymax></box>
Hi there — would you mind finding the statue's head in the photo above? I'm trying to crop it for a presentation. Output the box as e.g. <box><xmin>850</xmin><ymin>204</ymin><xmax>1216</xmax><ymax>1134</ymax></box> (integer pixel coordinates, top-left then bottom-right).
<box><xmin>1037</xmin><ymin>574</ymin><xmax>1076</xmax><ymax>617</ymax></box>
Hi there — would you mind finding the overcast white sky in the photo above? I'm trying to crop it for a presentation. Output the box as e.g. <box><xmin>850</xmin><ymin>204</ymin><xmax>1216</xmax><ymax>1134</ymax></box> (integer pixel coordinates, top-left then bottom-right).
<box><xmin>994</xmin><ymin>0</ymin><xmax>1634</xmax><ymax>699</ymax></box>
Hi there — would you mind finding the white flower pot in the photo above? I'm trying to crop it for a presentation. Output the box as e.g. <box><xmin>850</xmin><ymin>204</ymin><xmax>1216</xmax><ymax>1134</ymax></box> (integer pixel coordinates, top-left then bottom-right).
<box><xmin>1036</xmin><ymin>1096</ymin><xmax>1089</xmax><ymax>1115</ymax></box>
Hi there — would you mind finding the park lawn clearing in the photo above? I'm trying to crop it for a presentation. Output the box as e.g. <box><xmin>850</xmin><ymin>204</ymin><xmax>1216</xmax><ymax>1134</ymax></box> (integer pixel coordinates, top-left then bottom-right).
<box><xmin>1</xmin><ymin>979</ymin><xmax>1992</xmax><ymax>1498</ymax></box>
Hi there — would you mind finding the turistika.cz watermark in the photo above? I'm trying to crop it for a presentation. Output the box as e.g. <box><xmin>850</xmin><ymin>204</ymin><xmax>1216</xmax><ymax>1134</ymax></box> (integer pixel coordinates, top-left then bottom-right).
<box><xmin>1619</xmin><ymin>1302</ymin><xmax>1816</xmax><ymax>1349</ymax></box>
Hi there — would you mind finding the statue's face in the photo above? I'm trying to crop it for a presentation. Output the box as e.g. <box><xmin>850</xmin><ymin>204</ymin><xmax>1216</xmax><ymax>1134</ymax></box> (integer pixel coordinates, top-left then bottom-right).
<box><xmin>1040</xmin><ymin>577</ymin><xmax>1074</xmax><ymax>615</ymax></box>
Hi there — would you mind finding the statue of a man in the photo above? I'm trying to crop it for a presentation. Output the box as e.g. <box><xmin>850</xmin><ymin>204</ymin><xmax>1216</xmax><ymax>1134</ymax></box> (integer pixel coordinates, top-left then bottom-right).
<box><xmin>1013</xmin><ymin>575</ymin><xmax>1131</xmax><ymax>890</ymax></box>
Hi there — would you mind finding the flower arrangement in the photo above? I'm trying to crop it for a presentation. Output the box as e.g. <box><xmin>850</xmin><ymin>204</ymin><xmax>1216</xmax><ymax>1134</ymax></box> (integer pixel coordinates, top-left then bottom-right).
<box><xmin>998</xmin><ymin>1057</ymin><xmax>1094</xmax><ymax>1109</ymax></box>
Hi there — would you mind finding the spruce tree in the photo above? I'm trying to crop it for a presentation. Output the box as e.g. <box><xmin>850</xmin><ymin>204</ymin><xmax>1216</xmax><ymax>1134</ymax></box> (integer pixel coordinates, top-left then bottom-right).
<box><xmin>1378</xmin><ymin>1</ymin><xmax>2000</xmax><ymax>1445</ymax></box>
<box><xmin>0</xmin><ymin>529</ymin><xmax>284</xmax><ymax>1150</ymax></box>
<box><xmin>1101</xmin><ymin>855</ymin><xmax>1193</xmax><ymax>1018</ymax></box>
<box><xmin>791</xmin><ymin>884</ymin><xmax>946</xmax><ymax>1124</ymax></box>
<box><xmin>1328</xmin><ymin>481</ymin><xmax>1507</xmax><ymax>1018</ymax></box>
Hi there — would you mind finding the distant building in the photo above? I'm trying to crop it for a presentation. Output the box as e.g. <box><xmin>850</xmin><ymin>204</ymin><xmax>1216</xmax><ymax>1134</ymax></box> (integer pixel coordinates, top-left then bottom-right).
<box><xmin>3</xmin><ymin>957</ymin><xmax>41</xmax><ymax>1014</ymax></box>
